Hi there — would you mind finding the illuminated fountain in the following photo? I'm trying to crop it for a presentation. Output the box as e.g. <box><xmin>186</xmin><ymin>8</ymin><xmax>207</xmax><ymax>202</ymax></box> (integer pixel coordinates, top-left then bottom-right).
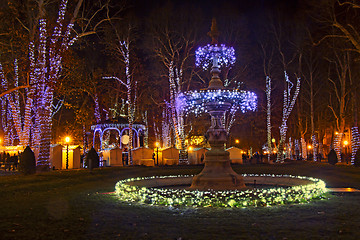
<box><xmin>177</xmin><ymin>19</ymin><xmax>257</xmax><ymax>190</ymax></box>
<box><xmin>114</xmin><ymin>20</ymin><xmax>328</xmax><ymax>208</ymax></box>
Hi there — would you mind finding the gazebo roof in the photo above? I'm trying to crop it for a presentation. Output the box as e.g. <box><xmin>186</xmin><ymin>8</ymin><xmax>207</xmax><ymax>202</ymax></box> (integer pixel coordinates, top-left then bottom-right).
<box><xmin>101</xmin><ymin>116</ymin><xmax>128</xmax><ymax>124</ymax></box>
<box><xmin>91</xmin><ymin>116</ymin><xmax>145</xmax><ymax>131</ymax></box>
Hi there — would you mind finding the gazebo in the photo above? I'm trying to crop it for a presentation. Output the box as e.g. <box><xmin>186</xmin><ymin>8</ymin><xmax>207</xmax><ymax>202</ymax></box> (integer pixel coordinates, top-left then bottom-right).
<box><xmin>91</xmin><ymin>116</ymin><xmax>146</xmax><ymax>151</ymax></box>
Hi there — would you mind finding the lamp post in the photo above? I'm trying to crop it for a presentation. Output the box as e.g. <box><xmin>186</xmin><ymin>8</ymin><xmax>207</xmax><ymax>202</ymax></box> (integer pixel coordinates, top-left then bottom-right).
<box><xmin>155</xmin><ymin>142</ymin><xmax>160</xmax><ymax>166</ymax></box>
<box><xmin>271</xmin><ymin>138</ymin><xmax>276</xmax><ymax>149</ymax></box>
<box><xmin>343</xmin><ymin>140</ymin><xmax>349</xmax><ymax>163</ymax></box>
<box><xmin>307</xmin><ymin>144</ymin><xmax>312</xmax><ymax>160</ymax></box>
<box><xmin>65</xmin><ymin>136</ymin><xmax>70</xmax><ymax>169</ymax></box>
<box><xmin>343</xmin><ymin>140</ymin><xmax>349</xmax><ymax>151</ymax></box>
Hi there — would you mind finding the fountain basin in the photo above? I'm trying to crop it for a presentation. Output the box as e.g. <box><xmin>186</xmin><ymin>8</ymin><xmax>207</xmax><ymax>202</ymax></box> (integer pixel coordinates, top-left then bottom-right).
<box><xmin>115</xmin><ymin>174</ymin><xmax>327</xmax><ymax>208</ymax></box>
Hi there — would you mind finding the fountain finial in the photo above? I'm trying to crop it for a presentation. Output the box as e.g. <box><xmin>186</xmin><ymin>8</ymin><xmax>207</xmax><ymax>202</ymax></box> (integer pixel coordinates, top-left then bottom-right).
<box><xmin>208</xmin><ymin>18</ymin><xmax>219</xmax><ymax>44</ymax></box>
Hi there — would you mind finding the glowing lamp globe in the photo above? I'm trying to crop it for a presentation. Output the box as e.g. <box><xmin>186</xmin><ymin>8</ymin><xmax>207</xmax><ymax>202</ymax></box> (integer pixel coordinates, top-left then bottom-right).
<box><xmin>121</xmin><ymin>135</ymin><xmax>129</xmax><ymax>145</ymax></box>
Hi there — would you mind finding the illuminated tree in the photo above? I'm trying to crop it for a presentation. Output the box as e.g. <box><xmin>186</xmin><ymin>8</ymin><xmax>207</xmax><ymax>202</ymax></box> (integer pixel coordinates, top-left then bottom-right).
<box><xmin>103</xmin><ymin>40</ymin><xmax>137</xmax><ymax>163</ymax></box>
<box><xmin>103</xmin><ymin>19</ymin><xmax>138</xmax><ymax>163</ymax></box>
<box><xmin>276</xmin><ymin>72</ymin><xmax>301</xmax><ymax>162</ymax></box>
<box><xmin>0</xmin><ymin>0</ymin><xmax>112</xmax><ymax>169</ymax></box>
<box><xmin>148</xmin><ymin>4</ymin><xmax>201</xmax><ymax>164</ymax></box>
<box><xmin>266</xmin><ymin>76</ymin><xmax>272</xmax><ymax>161</ymax></box>
<box><xmin>259</xmin><ymin>10</ymin><xmax>303</xmax><ymax>163</ymax></box>
<box><xmin>28</xmin><ymin>0</ymin><xmax>84</xmax><ymax>167</ymax></box>
<box><xmin>0</xmin><ymin>60</ymin><xmax>31</xmax><ymax>146</ymax></box>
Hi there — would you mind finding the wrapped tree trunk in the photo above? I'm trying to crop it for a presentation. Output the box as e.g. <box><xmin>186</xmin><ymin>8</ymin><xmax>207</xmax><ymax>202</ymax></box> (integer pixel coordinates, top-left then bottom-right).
<box><xmin>276</xmin><ymin>72</ymin><xmax>301</xmax><ymax>163</ymax></box>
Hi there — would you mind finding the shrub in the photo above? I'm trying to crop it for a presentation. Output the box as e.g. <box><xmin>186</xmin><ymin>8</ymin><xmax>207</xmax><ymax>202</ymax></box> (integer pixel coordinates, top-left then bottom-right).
<box><xmin>18</xmin><ymin>146</ymin><xmax>36</xmax><ymax>175</ymax></box>
<box><xmin>85</xmin><ymin>147</ymin><xmax>99</xmax><ymax>170</ymax></box>
<box><xmin>328</xmin><ymin>149</ymin><xmax>338</xmax><ymax>165</ymax></box>
<box><xmin>354</xmin><ymin>150</ymin><xmax>360</xmax><ymax>167</ymax></box>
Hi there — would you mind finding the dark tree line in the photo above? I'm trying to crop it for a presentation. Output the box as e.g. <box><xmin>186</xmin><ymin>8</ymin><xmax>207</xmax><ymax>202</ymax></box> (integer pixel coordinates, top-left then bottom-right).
<box><xmin>1</xmin><ymin>0</ymin><xmax>360</xmax><ymax>160</ymax></box>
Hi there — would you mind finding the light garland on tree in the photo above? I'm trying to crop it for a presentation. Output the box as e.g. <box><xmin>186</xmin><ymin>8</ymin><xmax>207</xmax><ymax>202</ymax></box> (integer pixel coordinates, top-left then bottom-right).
<box><xmin>34</xmin><ymin>0</ymin><xmax>78</xmax><ymax>167</ymax></box>
<box><xmin>301</xmin><ymin>138</ymin><xmax>307</xmax><ymax>160</ymax></box>
<box><xmin>226</xmin><ymin>105</ymin><xmax>238</xmax><ymax>134</ymax></box>
<box><xmin>115</xmin><ymin>174</ymin><xmax>327</xmax><ymax>208</ymax></box>
<box><xmin>142</xmin><ymin>111</ymin><xmax>149</xmax><ymax>147</ymax></box>
<box><xmin>195</xmin><ymin>44</ymin><xmax>236</xmax><ymax>70</ymax></box>
<box><xmin>0</xmin><ymin>62</ymin><xmax>22</xmax><ymax>146</ymax></box>
<box><xmin>103</xmin><ymin>39</ymin><xmax>138</xmax><ymax>165</ymax></box>
<box><xmin>7</xmin><ymin>107</ymin><xmax>15</xmax><ymax>145</ymax></box>
<box><xmin>162</xmin><ymin>105</ymin><xmax>172</xmax><ymax>148</ymax></box>
<box><xmin>6</xmin><ymin>60</ymin><xmax>22</xmax><ymax>145</ymax></box>
<box><xmin>312</xmin><ymin>134</ymin><xmax>318</xmax><ymax>162</ymax></box>
<box><xmin>351</xmin><ymin>126</ymin><xmax>360</xmax><ymax>164</ymax></box>
<box><xmin>0</xmin><ymin>0</ymin><xmax>88</xmax><ymax>167</ymax></box>
<box><xmin>166</xmin><ymin>61</ymin><xmax>188</xmax><ymax>164</ymax></box>
<box><xmin>1</xmin><ymin>101</ymin><xmax>8</xmax><ymax>145</ymax></box>
<box><xmin>294</xmin><ymin>139</ymin><xmax>300</xmax><ymax>160</ymax></box>
<box><xmin>0</xmin><ymin>64</ymin><xmax>9</xmax><ymax>145</ymax></box>
<box><xmin>333</xmin><ymin>132</ymin><xmax>343</xmax><ymax>161</ymax></box>
<box><xmin>36</xmin><ymin>18</ymin><xmax>52</xmax><ymax>167</ymax></box>
<box><xmin>277</xmin><ymin>72</ymin><xmax>301</xmax><ymax>163</ymax></box>
<box><xmin>266</xmin><ymin>76</ymin><xmax>272</xmax><ymax>162</ymax></box>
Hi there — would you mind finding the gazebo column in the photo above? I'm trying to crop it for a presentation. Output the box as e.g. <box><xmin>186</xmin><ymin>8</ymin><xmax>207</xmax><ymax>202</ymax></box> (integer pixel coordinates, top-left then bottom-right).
<box><xmin>93</xmin><ymin>129</ymin><xmax>103</xmax><ymax>151</ymax></box>
<box><xmin>100</xmin><ymin>130</ymin><xmax>104</xmax><ymax>151</ymax></box>
<box><xmin>137</xmin><ymin>130</ymin><xmax>141</xmax><ymax>148</ymax></box>
<box><xmin>133</xmin><ymin>129</ymin><xmax>139</xmax><ymax>148</ymax></box>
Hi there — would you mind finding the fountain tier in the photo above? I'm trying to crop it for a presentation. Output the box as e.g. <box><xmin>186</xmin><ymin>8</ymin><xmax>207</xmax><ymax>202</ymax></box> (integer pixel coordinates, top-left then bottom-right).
<box><xmin>189</xmin><ymin>95</ymin><xmax>246</xmax><ymax>190</ymax></box>
<box><xmin>177</xmin><ymin>19</ymin><xmax>257</xmax><ymax>190</ymax></box>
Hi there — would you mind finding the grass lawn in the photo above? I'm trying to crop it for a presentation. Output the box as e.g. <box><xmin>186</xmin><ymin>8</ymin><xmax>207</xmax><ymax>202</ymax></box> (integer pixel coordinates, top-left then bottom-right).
<box><xmin>1</xmin><ymin>162</ymin><xmax>360</xmax><ymax>240</ymax></box>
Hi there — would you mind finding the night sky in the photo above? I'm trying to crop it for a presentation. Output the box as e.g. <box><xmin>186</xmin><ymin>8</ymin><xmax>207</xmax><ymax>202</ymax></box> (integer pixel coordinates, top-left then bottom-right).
<box><xmin>1</xmin><ymin>0</ymin><xmax>358</xmax><ymax>152</ymax></box>
<box><xmin>64</xmin><ymin>0</ymin><xmax>332</xmax><ymax>148</ymax></box>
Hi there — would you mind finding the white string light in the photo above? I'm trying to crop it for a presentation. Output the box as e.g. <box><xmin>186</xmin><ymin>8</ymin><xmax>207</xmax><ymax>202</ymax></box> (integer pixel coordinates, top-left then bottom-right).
<box><xmin>176</xmin><ymin>89</ymin><xmax>257</xmax><ymax>116</ymax></box>
<box><xmin>115</xmin><ymin>174</ymin><xmax>327</xmax><ymax>208</ymax></box>
<box><xmin>195</xmin><ymin>44</ymin><xmax>236</xmax><ymax>70</ymax></box>
<box><xmin>351</xmin><ymin>126</ymin><xmax>360</xmax><ymax>164</ymax></box>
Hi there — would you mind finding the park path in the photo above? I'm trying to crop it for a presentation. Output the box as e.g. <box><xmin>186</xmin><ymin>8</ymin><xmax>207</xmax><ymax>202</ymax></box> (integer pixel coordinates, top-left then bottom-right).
<box><xmin>0</xmin><ymin>170</ymin><xmax>18</xmax><ymax>176</ymax></box>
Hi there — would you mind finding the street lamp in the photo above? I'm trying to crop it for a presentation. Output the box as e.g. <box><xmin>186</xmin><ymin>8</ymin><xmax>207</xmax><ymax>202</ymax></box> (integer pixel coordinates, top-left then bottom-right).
<box><xmin>235</xmin><ymin>139</ymin><xmax>239</xmax><ymax>144</ymax></box>
<box><xmin>271</xmin><ymin>138</ymin><xmax>277</xmax><ymax>152</ymax></box>
<box><xmin>343</xmin><ymin>140</ymin><xmax>349</xmax><ymax>158</ymax></box>
<box><xmin>65</xmin><ymin>136</ymin><xmax>71</xmax><ymax>169</ymax></box>
<box><xmin>307</xmin><ymin>144</ymin><xmax>313</xmax><ymax>160</ymax></box>
<box><xmin>155</xmin><ymin>142</ymin><xmax>160</xmax><ymax>166</ymax></box>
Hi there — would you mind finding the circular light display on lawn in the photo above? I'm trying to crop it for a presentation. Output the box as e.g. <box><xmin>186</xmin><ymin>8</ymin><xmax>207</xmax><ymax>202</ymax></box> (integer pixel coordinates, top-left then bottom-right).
<box><xmin>115</xmin><ymin>174</ymin><xmax>327</xmax><ymax>208</ymax></box>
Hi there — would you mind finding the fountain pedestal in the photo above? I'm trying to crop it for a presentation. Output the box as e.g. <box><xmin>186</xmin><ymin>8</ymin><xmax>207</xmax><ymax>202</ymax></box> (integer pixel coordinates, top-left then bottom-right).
<box><xmin>189</xmin><ymin>101</ymin><xmax>246</xmax><ymax>190</ymax></box>
<box><xmin>186</xmin><ymin>19</ymin><xmax>250</xmax><ymax>191</ymax></box>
